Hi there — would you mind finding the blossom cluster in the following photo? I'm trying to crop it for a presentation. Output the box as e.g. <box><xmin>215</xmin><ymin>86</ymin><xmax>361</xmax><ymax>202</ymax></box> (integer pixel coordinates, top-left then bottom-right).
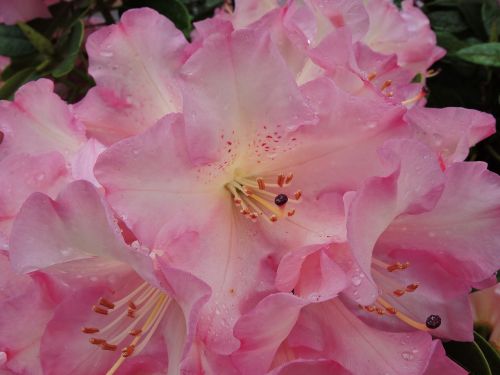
<box><xmin>0</xmin><ymin>0</ymin><xmax>499</xmax><ymax>374</ymax></box>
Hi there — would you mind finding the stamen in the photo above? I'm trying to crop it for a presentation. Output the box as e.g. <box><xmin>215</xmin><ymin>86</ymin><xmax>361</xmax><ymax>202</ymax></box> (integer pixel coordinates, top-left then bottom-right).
<box><xmin>393</xmin><ymin>289</ymin><xmax>406</xmax><ymax>297</ymax></box>
<box><xmin>406</xmin><ymin>283</ymin><xmax>419</xmax><ymax>292</ymax></box>
<box><xmin>274</xmin><ymin>194</ymin><xmax>288</xmax><ymax>206</ymax></box>
<box><xmin>386</xmin><ymin>261</ymin><xmax>410</xmax><ymax>272</ymax></box>
<box><xmin>227</xmin><ymin>172</ymin><xmax>301</xmax><ymax>223</ymax></box>
<box><xmin>101</xmin><ymin>342</ymin><xmax>117</xmax><ymax>351</ymax></box>
<box><xmin>425</xmin><ymin>315</ymin><xmax>441</xmax><ymax>329</ymax></box>
<box><xmin>401</xmin><ymin>90</ymin><xmax>426</xmax><ymax>106</ymax></box>
<box><xmin>381</xmin><ymin>80</ymin><xmax>392</xmax><ymax>91</ymax></box>
<box><xmin>89</xmin><ymin>338</ymin><xmax>106</xmax><ymax>345</ymax></box>
<box><xmin>294</xmin><ymin>190</ymin><xmax>302</xmax><ymax>200</ymax></box>
<box><xmin>81</xmin><ymin>327</ymin><xmax>100</xmax><ymax>334</ymax></box>
<box><xmin>426</xmin><ymin>68</ymin><xmax>441</xmax><ymax>78</ymax></box>
<box><xmin>257</xmin><ymin>178</ymin><xmax>266</xmax><ymax>190</ymax></box>
<box><xmin>277</xmin><ymin>174</ymin><xmax>285</xmax><ymax>187</ymax></box>
<box><xmin>82</xmin><ymin>284</ymin><xmax>170</xmax><ymax>375</ymax></box>
<box><xmin>93</xmin><ymin>306</ymin><xmax>109</xmax><ymax>315</ymax></box>
<box><xmin>99</xmin><ymin>298</ymin><xmax>115</xmax><ymax>309</ymax></box>
<box><xmin>367</xmin><ymin>72</ymin><xmax>377</xmax><ymax>81</ymax></box>
<box><xmin>377</xmin><ymin>297</ymin><xmax>430</xmax><ymax>331</ymax></box>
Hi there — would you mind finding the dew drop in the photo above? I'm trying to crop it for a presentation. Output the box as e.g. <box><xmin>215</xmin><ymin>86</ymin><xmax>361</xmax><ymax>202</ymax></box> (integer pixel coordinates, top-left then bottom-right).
<box><xmin>351</xmin><ymin>275</ymin><xmax>362</xmax><ymax>286</ymax></box>
<box><xmin>401</xmin><ymin>351</ymin><xmax>414</xmax><ymax>361</ymax></box>
<box><xmin>99</xmin><ymin>50</ymin><xmax>114</xmax><ymax>58</ymax></box>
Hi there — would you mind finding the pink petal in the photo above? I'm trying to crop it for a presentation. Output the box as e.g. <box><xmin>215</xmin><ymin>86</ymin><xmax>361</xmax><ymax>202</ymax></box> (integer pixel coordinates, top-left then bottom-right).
<box><xmin>75</xmin><ymin>8</ymin><xmax>187</xmax><ymax>144</ymax></box>
<box><xmin>268</xmin><ymin>359</ymin><xmax>352</xmax><ymax>375</ymax></box>
<box><xmin>347</xmin><ymin>139</ymin><xmax>445</xmax><ymax>284</ymax></box>
<box><xmin>9</xmin><ymin>181</ymin><xmax>152</xmax><ymax>279</ymax></box>
<box><xmin>232</xmin><ymin>293</ymin><xmax>306</xmax><ymax>374</ymax></box>
<box><xmin>406</xmin><ymin>106</ymin><xmax>496</xmax><ymax>165</ymax></box>
<box><xmin>276</xmin><ymin>245</ymin><xmax>347</xmax><ymax>302</ymax></box>
<box><xmin>0</xmin><ymin>253</ymin><xmax>55</xmax><ymax>374</ymax></box>
<box><xmin>0</xmin><ymin>0</ymin><xmax>50</xmax><ymax>24</ymax></box>
<box><xmin>290</xmin><ymin>300</ymin><xmax>433</xmax><ymax>375</ymax></box>
<box><xmin>379</xmin><ymin>161</ymin><xmax>500</xmax><ymax>284</ymax></box>
<box><xmin>0</xmin><ymin>152</ymin><xmax>68</xmax><ymax>241</ymax></box>
<box><xmin>180</xmin><ymin>27</ymin><xmax>316</xmax><ymax>161</ymax></box>
<box><xmin>423</xmin><ymin>340</ymin><xmax>467</xmax><ymax>375</ymax></box>
<box><xmin>0</xmin><ymin>79</ymin><xmax>85</xmax><ymax>159</ymax></box>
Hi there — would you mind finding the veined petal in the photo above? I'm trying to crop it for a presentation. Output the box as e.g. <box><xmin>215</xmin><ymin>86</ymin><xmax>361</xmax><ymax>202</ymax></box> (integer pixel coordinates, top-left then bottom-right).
<box><xmin>267</xmin><ymin>359</ymin><xmax>352</xmax><ymax>375</ymax></box>
<box><xmin>0</xmin><ymin>152</ymin><xmax>68</xmax><ymax>242</ymax></box>
<box><xmin>0</xmin><ymin>0</ymin><xmax>50</xmax><ymax>24</ymax></box>
<box><xmin>379</xmin><ymin>162</ymin><xmax>500</xmax><ymax>284</ymax></box>
<box><xmin>0</xmin><ymin>79</ymin><xmax>85</xmax><ymax>160</ymax></box>
<box><xmin>9</xmin><ymin>181</ymin><xmax>153</xmax><ymax>282</ymax></box>
<box><xmin>423</xmin><ymin>340</ymin><xmax>467</xmax><ymax>375</ymax></box>
<box><xmin>406</xmin><ymin>107</ymin><xmax>496</xmax><ymax>165</ymax></box>
<box><xmin>180</xmin><ymin>27</ymin><xmax>316</xmax><ymax>162</ymax></box>
<box><xmin>76</xmin><ymin>8</ymin><xmax>187</xmax><ymax>144</ymax></box>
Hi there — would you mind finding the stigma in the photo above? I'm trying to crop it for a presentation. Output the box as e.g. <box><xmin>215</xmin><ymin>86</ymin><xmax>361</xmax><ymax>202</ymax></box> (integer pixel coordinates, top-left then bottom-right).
<box><xmin>81</xmin><ymin>282</ymin><xmax>170</xmax><ymax>375</ymax></box>
<box><xmin>361</xmin><ymin>258</ymin><xmax>442</xmax><ymax>332</ymax></box>
<box><xmin>226</xmin><ymin>172</ymin><xmax>302</xmax><ymax>223</ymax></box>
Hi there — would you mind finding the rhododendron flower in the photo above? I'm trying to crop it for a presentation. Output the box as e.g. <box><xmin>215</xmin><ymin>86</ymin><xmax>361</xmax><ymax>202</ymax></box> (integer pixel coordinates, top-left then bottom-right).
<box><xmin>9</xmin><ymin>181</ymin><xmax>211</xmax><ymax>375</ymax></box>
<box><xmin>92</xmin><ymin>22</ymin><xmax>439</xmax><ymax>361</ymax></box>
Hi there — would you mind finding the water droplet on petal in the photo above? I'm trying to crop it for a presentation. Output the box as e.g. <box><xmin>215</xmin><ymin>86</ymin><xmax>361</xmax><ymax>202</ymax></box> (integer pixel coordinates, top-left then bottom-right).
<box><xmin>401</xmin><ymin>351</ymin><xmax>414</xmax><ymax>361</ymax></box>
<box><xmin>351</xmin><ymin>275</ymin><xmax>362</xmax><ymax>286</ymax></box>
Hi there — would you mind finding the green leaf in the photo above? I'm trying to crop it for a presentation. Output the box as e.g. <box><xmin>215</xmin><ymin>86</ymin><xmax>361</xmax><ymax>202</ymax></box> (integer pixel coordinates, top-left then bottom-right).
<box><xmin>0</xmin><ymin>24</ymin><xmax>36</xmax><ymax>57</ymax></box>
<box><xmin>428</xmin><ymin>10</ymin><xmax>469</xmax><ymax>33</ymax></box>
<box><xmin>456</xmin><ymin>43</ymin><xmax>500</xmax><ymax>67</ymax></box>
<box><xmin>52</xmin><ymin>20</ymin><xmax>84</xmax><ymax>78</ymax></box>
<box><xmin>444</xmin><ymin>339</ymin><xmax>492</xmax><ymax>375</ymax></box>
<box><xmin>17</xmin><ymin>22</ymin><xmax>54</xmax><ymax>55</ymax></box>
<box><xmin>474</xmin><ymin>332</ymin><xmax>500</xmax><ymax>374</ymax></box>
<box><xmin>436</xmin><ymin>31</ymin><xmax>470</xmax><ymax>54</ymax></box>
<box><xmin>482</xmin><ymin>0</ymin><xmax>500</xmax><ymax>41</ymax></box>
<box><xmin>122</xmin><ymin>0</ymin><xmax>192</xmax><ymax>36</ymax></box>
<box><xmin>0</xmin><ymin>67</ymin><xmax>36</xmax><ymax>100</ymax></box>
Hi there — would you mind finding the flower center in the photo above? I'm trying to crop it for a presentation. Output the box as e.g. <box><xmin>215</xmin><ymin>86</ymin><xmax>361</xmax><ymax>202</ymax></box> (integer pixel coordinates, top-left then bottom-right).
<box><xmin>360</xmin><ymin>258</ymin><xmax>441</xmax><ymax>332</ymax></box>
<box><xmin>81</xmin><ymin>282</ymin><xmax>170</xmax><ymax>375</ymax></box>
<box><xmin>225</xmin><ymin>172</ymin><xmax>302</xmax><ymax>222</ymax></box>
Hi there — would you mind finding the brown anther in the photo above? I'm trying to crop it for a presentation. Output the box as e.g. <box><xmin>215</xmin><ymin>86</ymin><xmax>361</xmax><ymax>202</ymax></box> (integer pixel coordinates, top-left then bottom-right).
<box><xmin>285</xmin><ymin>173</ymin><xmax>293</xmax><ymax>184</ymax></box>
<box><xmin>406</xmin><ymin>283</ymin><xmax>419</xmax><ymax>292</ymax></box>
<box><xmin>381</xmin><ymin>80</ymin><xmax>392</xmax><ymax>90</ymax></box>
<box><xmin>365</xmin><ymin>305</ymin><xmax>376</xmax><ymax>312</ymax></box>
<box><xmin>93</xmin><ymin>305</ymin><xmax>109</xmax><ymax>315</ymax></box>
<box><xmin>81</xmin><ymin>327</ymin><xmax>100</xmax><ymax>334</ymax></box>
<box><xmin>393</xmin><ymin>289</ymin><xmax>406</xmax><ymax>297</ymax></box>
<box><xmin>233</xmin><ymin>198</ymin><xmax>242</xmax><ymax>205</ymax></box>
<box><xmin>99</xmin><ymin>298</ymin><xmax>115</xmax><ymax>309</ymax></box>
<box><xmin>387</xmin><ymin>261</ymin><xmax>410</xmax><ymax>272</ymax></box>
<box><xmin>128</xmin><ymin>301</ymin><xmax>137</xmax><ymax>310</ymax></box>
<box><xmin>89</xmin><ymin>338</ymin><xmax>106</xmax><ymax>345</ymax></box>
<box><xmin>294</xmin><ymin>190</ymin><xmax>302</xmax><ymax>200</ymax></box>
<box><xmin>270</xmin><ymin>215</ymin><xmax>278</xmax><ymax>222</ymax></box>
<box><xmin>240</xmin><ymin>208</ymin><xmax>250</xmax><ymax>216</ymax></box>
<box><xmin>129</xmin><ymin>329</ymin><xmax>142</xmax><ymax>336</ymax></box>
<box><xmin>127</xmin><ymin>309</ymin><xmax>136</xmax><ymax>318</ymax></box>
<box><xmin>386</xmin><ymin>307</ymin><xmax>397</xmax><ymax>315</ymax></box>
<box><xmin>367</xmin><ymin>72</ymin><xmax>377</xmax><ymax>81</ymax></box>
<box><xmin>287</xmin><ymin>209</ymin><xmax>296</xmax><ymax>217</ymax></box>
<box><xmin>375</xmin><ymin>307</ymin><xmax>385</xmax><ymax>315</ymax></box>
<box><xmin>257</xmin><ymin>178</ymin><xmax>266</xmax><ymax>190</ymax></box>
<box><xmin>101</xmin><ymin>342</ymin><xmax>118</xmax><ymax>351</ymax></box>
<box><xmin>249</xmin><ymin>212</ymin><xmax>258</xmax><ymax>220</ymax></box>
<box><xmin>243</xmin><ymin>187</ymin><xmax>253</xmax><ymax>196</ymax></box>
<box><xmin>121</xmin><ymin>345</ymin><xmax>135</xmax><ymax>358</ymax></box>
<box><xmin>277</xmin><ymin>174</ymin><xmax>285</xmax><ymax>187</ymax></box>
